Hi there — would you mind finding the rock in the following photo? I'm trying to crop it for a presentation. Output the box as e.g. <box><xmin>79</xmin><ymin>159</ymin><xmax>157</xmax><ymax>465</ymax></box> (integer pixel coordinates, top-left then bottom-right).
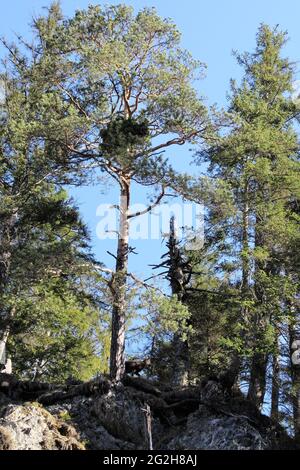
<box><xmin>165</xmin><ymin>406</ymin><xmax>270</xmax><ymax>450</ymax></box>
<box><xmin>47</xmin><ymin>396</ymin><xmax>136</xmax><ymax>450</ymax></box>
<box><xmin>0</xmin><ymin>403</ymin><xmax>84</xmax><ymax>450</ymax></box>
<box><xmin>92</xmin><ymin>386</ymin><xmax>146</xmax><ymax>446</ymax></box>
<box><xmin>0</xmin><ymin>375</ymin><xmax>297</xmax><ymax>450</ymax></box>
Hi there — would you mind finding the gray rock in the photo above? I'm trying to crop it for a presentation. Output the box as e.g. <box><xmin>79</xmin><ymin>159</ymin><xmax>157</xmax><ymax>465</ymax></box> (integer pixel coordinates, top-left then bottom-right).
<box><xmin>0</xmin><ymin>377</ymin><xmax>296</xmax><ymax>450</ymax></box>
<box><xmin>0</xmin><ymin>403</ymin><xmax>84</xmax><ymax>450</ymax></box>
<box><xmin>165</xmin><ymin>406</ymin><xmax>270</xmax><ymax>450</ymax></box>
<box><xmin>92</xmin><ymin>386</ymin><xmax>146</xmax><ymax>446</ymax></box>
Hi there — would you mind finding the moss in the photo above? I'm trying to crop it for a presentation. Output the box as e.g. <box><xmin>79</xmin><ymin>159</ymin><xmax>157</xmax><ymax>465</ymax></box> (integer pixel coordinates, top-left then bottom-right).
<box><xmin>59</xmin><ymin>410</ymin><xmax>72</xmax><ymax>422</ymax></box>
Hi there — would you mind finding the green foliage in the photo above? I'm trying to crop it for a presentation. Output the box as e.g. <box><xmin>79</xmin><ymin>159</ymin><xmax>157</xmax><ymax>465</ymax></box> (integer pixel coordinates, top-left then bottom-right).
<box><xmin>9</xmin><ymin>277</ymin><xmax>108</xmax><ymax>382</ymax></box>
<box><xmin>100</xmin><ymin>117</ymin><xmax>150</xmax><ymax>162</ymax></box>
<box><xmin>2</xmin><ymin>2</ymin><xmax>211</xmax><ymax>187</ymax></box>
<box><xmin>0</xmin><ymin>64</ymin><xmax>111</xmax><ymax>381</ymax></box>
<box><xmin>195</xmin><ymin>24</ymin><xmax>300</xmax><ymax>362</ymax></box>
<box><xmin>142</xmin><ymin>290</ymin><xmax>192</xmax><ymax>341</ymax></box>
<box><xmin>134</xmin><ymin>290</ymin><xmax>191</xmax><ymax>382</ymax></box>
<box><xmin>1</xmin><ymin>5</ymin><xmax>300</xmax><ymax>437</ymax></box>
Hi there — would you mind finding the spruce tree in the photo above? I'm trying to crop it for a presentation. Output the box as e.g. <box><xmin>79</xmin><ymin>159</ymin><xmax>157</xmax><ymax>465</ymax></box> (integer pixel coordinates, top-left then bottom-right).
<box><xmin>198</xmin><ymin>25</ymin><xmax>300</xmax><ymax>407</ymax></box>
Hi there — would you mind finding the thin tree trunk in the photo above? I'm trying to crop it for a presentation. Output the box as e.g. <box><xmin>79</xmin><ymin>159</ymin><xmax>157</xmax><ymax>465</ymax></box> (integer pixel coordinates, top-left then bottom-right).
<box><xmin>0</xmin><ymin>324</ymin><xmax>10</xmax><ymax>366</ymax></box>
<box><xmin>227</xmin><ymin>183</ymin><xmax>250</xmax><ymax>388</ymax></box>
<box><xmin>289</xmin><ymin>318</ymin><xmax>300</xmax><ymax>441</ymax></box>
<box><xmin>0</xmin><ymin>212</ymin><xmax>17</xmax><ymax>370</ymax></box>
<box><xmin>270</xmin><ymin>348</ymin><xmax>280</xmax><ymax>422</ymax></box>
<box><xmin>168</xmin><ymin>216</ymin><xmax>189</xmax><ymax>386</ymax></box>
<box><xmin>271</xmin><ymin>332</ymin><xmax>280</xmax><ymax>422</ymax></box>
<box><xmin>247</xmin><ymin>214</ymin><xmax>269</xmax><ymax>409</ymax></box>
<box><xmin>142</xmin><ymin>404</ymin><xmax>153</xmax><ymax>450</ymax></box>
<box><xmin>247</xmin><ymin>352</ymin><xmax>268</xmax><ymax>409</ymax></box>
<box><xmin>109</xmin><ymin>178</ymin><xmax>130</xmax><ymax>381</ymax></box>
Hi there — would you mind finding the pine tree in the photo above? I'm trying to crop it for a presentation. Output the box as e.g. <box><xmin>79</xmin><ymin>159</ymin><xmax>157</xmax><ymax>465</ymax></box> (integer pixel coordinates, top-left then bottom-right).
<box><xmin>3</xmin><ymin>3</ymin><xmax>212</xmax><ymax>380</ymax></box>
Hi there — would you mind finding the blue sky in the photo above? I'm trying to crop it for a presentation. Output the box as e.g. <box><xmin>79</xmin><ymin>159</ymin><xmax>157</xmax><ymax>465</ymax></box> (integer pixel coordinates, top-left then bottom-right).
<box><xmin>1</xmin><ymin>0</ymin><xmax>300</xmax><ymax>281</ymax></box>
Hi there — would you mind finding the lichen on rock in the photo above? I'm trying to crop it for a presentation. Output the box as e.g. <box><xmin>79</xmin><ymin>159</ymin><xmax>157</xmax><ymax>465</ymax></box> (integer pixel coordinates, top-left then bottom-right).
<box><xmin>0</xmin><ymin>403</ymin><xmax>84</xmax><ymax>450</ymax></box>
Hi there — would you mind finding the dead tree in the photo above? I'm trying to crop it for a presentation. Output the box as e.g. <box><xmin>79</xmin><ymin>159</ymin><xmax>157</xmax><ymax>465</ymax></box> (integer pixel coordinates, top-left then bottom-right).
<box><xmin>152</xmin><ymin>216</ymin><xmax>192</xmax><ymax>386</ymax></box>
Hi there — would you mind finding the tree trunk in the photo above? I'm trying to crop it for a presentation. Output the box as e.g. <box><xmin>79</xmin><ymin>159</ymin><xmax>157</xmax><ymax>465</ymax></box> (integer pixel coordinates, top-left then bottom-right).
<box><xmin>270</xmin><ymin>336</ymin><xmax>280</xmax><ymax>422</ymax></box>
<box><xmin>247</xmin><ymin>215</ymin><xmax>269</xmax><ymax>409</ymax></box>
<box><xmin>168</xmin><ymin>216</ymin><xmax>189</xmax><ymax>386</ymax></box>
<box><xmin>0</xmin><ymin>314</ymin><xmax>15</xmax><ymax>374</ymax></box>
<box><xmin>289</xmin><ymin>319</ymin><xmax>300</xmax><ymax>441</ymax></box>
<box><xmin>247</xmin><ymin>352</ymin><xmax>268</xmax><ymax>409</ymax></box>
<box><xmin>227</xmin><ymin>184</ymin><xmax>250</xmax><ymax>389</ymax></box>
<box><xmin>109</xmin><ymin>179</ymin><xmax>130</xmax><ymax>381</ymax></box>
<box><xmin>0</xmin><ymin>212</ymin><xmax>17</xmax><ymax>370</ymax></box>
<box><xmin>172</xmin><ymin>334</ymin><xmax>189</xmax><ymax>386</ymax></box>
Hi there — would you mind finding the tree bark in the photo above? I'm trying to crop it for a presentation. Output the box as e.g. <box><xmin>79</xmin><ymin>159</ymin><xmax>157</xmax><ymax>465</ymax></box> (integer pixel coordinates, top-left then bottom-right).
<box><xmin>109</xmin><ymin>178</ymin><xmax>130</xmax><ymax>381</ymax></box>
<box><xmin>270</xmin><ymin>337</ymin><xmax>280</xmax><ymax>422</ymax></box>
<box><xmin>227</xmin><ymin>182</ymin><xmax>250</xmax><ymax>389</ymax></box>
<box><xmin>0</xmin><ymin>212</ymin><xmax>17</xmax><ymax>369</ymax></box>
<box><xmin>247</xmin><ymin>215</ymin><xmax>268</xmax><ymax>409</ymax></box>
<box><xmin>168</xmin><ymin>216</ymin><xmax>189</xmax><ymax>386</ymax></box>
<box><xmin>289</xmin><ymin>319</ymin><xmax>300</xmax><ymax>441</ymax></box>
<box><xmin>247</xmin><ymin>352</ymin><xmax>268</xmax><ymax>409</ymax></box>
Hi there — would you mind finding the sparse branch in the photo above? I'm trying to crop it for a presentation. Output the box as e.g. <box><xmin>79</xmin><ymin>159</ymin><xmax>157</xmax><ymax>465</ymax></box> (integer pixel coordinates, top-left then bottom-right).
<box><xmin>128</xmin><ymin>188</ymin><xmax>165</xmax><ymax>219</ymax></box>
<box><xmin>56</xmin><ymin>83</ymin><xmax>89</xmax><ymax>119</ymax></box>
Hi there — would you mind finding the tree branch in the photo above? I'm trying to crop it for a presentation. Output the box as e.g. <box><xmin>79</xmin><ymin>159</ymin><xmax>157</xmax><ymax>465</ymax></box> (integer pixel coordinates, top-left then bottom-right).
<box><xmin>128</xmin><ymin>188</ymin><xmax>165</xmax><ymax>219</ymax></box>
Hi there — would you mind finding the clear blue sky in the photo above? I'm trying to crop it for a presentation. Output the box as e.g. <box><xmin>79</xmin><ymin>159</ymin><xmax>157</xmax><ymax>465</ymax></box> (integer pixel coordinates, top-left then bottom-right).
<box><xmin>1</xmin><ymin>0</ymin><xmax>300</xmax><ymax>280</ymax></box>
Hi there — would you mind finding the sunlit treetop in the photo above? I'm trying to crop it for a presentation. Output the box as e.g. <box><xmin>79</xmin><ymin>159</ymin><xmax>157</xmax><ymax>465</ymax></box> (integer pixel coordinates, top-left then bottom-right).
<box><xmin>1</xmin><ymin>2</ymin><xmax>212</xmax><ymax>183</ymax></box>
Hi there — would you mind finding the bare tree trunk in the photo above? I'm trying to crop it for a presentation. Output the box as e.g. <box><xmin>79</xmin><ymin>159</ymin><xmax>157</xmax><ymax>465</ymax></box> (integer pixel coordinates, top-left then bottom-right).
<box><xmin>142</xmin><ymin>404</ymin><xmax>153</xmax><ymax>450</ymax></box>
<box><xmin>0</xmin><ymin>306</ymin><xmax>15</xmax><ymax>371</ymax></box>
<box><xmin>109</xmin><ymin>179</ymin><xmax>130</xmax><ymax>381</ymax></box>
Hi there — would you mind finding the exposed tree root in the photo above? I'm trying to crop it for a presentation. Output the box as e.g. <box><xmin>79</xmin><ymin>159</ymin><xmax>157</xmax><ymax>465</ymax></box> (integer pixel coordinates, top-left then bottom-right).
<box><xmin>122</xmin><ymin>375</ymin><xmax>162</xmax><ymax>397</ymax></box>
<box><xmin>0</xmin><ymin>373</ymin><xmax>111</xmax><ymax>404</ymax></box>
<box><xmin>0</xmin><ymin>373</ymin><xmax>299</xmax><ymax>450</ymax></box>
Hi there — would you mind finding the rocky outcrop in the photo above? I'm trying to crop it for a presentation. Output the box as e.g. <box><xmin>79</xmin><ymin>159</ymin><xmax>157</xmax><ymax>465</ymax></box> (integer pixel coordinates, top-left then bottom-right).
<box><xmin>0</xmin><ymin>373</ymin><xmax>297</xmax><ymax>450</ymax></box>
<box><xmin>165</xmin><ymin>406</ymin><xmax>269</xmax><ymax>450</ymax></box>
<box><xmin>0</xmin><ymin>402</ymin><xmax>84</xmax><ymax>450</ymax></box>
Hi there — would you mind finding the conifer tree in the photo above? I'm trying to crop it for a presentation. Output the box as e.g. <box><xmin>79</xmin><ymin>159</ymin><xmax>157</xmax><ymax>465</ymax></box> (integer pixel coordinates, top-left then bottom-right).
<box><xmin>3</xmin><ymin>3</ymin><xmax>212</xmax><ymax>380</ymax></box>
<box><xmin>0</xmin><ymin>51</ymin><xmax>109</xmax><ymax>378</ymax></box>
<box><xmin>198</xmin><ymin>25</ymin><xmax>300</xmax><ymax>407</ymax></box>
